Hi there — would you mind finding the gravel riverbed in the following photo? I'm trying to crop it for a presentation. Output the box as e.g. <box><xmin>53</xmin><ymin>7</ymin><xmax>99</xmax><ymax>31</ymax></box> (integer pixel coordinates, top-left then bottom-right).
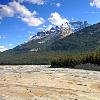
<box><xmin>0</xmin><ymin>65</ymin><xmax>100</xmax><ymax>100</ymax></box>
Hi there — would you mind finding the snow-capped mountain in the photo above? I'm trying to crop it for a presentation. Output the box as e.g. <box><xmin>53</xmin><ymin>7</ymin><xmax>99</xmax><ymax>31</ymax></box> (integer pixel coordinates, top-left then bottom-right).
<box><xmin>0</xmin><ymin>21</ymin><xmax>100</xmax><ymax>65</ymax></box>
<box><xmin>32</xmin><ymin>26</ymin><xmax>60</xmax><ymax>40</ymax></box>
<box><xmin>31</xmin><ymin>21</ymin><xmax>90</xmax><ymax>41</ymax></box>
<box><xmin>60</xmin><ymin>22</ymin><xmax>73</xmax><ymax>38</ymax></box>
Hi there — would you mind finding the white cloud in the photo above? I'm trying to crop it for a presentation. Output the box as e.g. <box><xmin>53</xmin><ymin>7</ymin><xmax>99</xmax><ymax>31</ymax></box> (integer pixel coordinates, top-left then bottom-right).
<box><xmin>22</xmin><ymin>17</ymin><xmax>44</xmax><ymax>26</ymax></box>
<box><xmin>90</xmin><ymin>0</ymin><xmax>100</xmax><ymax>8</ymax></box>
<box><xmin>37</xmin><ymin>24</ymin><xmax>53</xmax><ymax>31</ymax></box>
<box><xmin>37</xmin><ymin>27</ymin><xmax>44</xmax><ymax>30</ymax></box>
<box><xmin>90</xmin><ymin>2</ymin><xmax>94</xmax><ymax>7</ymax></box>
<box><xmin>18</xmin><ymin>0</ymin><xmax>45</xmax><ymax>5</ymax></box>
<box><xmin>0</xmin><ymin>5</ymin><xmax>15</xmax><ymax>18</ymax></box>
<box><xmin>45</xmin><ymin>24</ymin><xmax>53</xmax><ymax>30</ymax></box>
<box><xmin>9</xmin><ymin>1</ymin><xmax>33</xmax><ymax>17</ymax></box>
<box><xmin>0</xmin><ymin>1</ymin><xmax>44</xmax><ymax>26</ymax></box>
<box><xmin>25</xmin><ymin>0</ymin><xmax>45</xmax><ymax>5</ymax></box>
<box><xmin>0</xmin><ymin>46</ymin><xmax>8</xmax><ymax>52</ymax></box>
<box><xmin>8</xmin><ymin>44</ymin><xmax>13</xmax><ymax>46</ymax></box>
<box><xmin>48</xmin><ymin>12</ymin><xmax>69</xmax><ymax>26</ymax></box>
<box><xmin>55</xmin><ymin>3</ymin><xmax>61</xmax><ymax>7</ymax></box>
<box><xmin>43</xmin><ymin>25</ymin><xmax>46</xmax><ymax>28</ymax></box>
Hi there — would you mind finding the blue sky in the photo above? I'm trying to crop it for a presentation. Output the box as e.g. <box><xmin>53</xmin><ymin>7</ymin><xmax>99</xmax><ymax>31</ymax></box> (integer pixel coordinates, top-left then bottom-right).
<box><xmin>0</xmin><ymin>0</ymin><xmax>100</xmax><ymax>51</ymax></box>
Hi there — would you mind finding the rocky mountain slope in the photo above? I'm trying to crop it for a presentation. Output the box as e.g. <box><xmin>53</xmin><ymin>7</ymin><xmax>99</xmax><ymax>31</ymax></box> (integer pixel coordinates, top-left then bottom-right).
<box><xmin>9</xmin><ymin>20</ymin><xmax>89</xmax><ymax>53</ymax></box>
<box><xmin>31</xmin><ymin>21</ymin><xmax>89</xmax><ymax>41</ymax></box>
<box><xmin>1</xmin><ymin>21</ymin><xmax>100</xmax><ymax>65</ymax></box>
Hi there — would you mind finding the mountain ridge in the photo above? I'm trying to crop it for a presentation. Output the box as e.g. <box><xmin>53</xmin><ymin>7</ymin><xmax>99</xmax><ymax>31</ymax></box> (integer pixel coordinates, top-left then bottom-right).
<box><xmin>30</xmin><ymin>20</ymin><xmax>90</xmax><ymax>41</ymax></box>
<box><xmin>0</xmin><ymin>21</ymin><xmax>100</xmax><ymax>65</ymax></box>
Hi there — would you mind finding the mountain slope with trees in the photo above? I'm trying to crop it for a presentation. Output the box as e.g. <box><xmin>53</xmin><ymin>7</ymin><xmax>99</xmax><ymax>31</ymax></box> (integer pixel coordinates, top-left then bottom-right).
<box><xmin>49</xmin><ymin>23</ymin><xmax>100</xmax><ymax>53</ymax></box>
<box><xmin>0</xmin><ymin>22</ymin><xmax>100</xmax><ymax>65</ymax></box>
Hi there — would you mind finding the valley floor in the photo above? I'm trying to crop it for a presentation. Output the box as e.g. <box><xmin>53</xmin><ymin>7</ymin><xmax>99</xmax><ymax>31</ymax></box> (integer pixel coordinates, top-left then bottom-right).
<box><xmin>0</xmin><ymin>65</ymin><xmax>100</xmax><ymax>100</ymax></box>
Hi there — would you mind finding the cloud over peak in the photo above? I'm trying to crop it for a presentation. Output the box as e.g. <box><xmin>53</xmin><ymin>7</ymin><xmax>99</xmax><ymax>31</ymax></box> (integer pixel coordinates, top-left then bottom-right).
<box><xmin>48</xmin><ymin>12</ymin><xmax>68</xmax><ymax>26</ymax></box>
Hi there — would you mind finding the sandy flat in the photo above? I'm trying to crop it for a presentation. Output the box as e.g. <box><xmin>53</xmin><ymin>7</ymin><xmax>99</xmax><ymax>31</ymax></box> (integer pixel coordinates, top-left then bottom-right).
<box><xmin>0</xmin><ymin>65</ymin><xmax>100</xmax><ymax>100</ymax></box>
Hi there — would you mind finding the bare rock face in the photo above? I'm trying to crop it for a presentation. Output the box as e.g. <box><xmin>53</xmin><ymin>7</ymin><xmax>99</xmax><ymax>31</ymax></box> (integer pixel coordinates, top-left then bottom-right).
<box><xmin>30</xmin><ymin>21</ymin><xmax>89</xmax><ymax>41</ymax></box>
<box><xmin>60</xmin><ymin>22</ymin><xmax>73</xmax><ymax>38</ymax></box>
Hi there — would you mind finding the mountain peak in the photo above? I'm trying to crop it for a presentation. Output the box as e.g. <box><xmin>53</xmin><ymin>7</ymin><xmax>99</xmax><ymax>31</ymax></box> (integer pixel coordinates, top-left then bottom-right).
<box><xmin>60</xmin><ymin>22</ymin><xmax>73</xmax><ymax>38</ymax></box>
<box><xmin>30</xmin><ymin>20</ymin><xmax>90</xmax><ymax>41</ymax></box>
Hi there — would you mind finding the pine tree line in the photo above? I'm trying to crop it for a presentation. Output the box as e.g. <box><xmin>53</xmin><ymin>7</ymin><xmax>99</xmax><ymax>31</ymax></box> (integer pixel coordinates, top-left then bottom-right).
<box><xmin>51</xmin><ymin>51</ymin><xmax>100</xmax><ymax>68</ymax></box>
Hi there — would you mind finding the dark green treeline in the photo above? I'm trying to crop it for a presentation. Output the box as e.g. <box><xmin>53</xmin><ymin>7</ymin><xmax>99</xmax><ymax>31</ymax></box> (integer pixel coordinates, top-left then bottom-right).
<box><xmin>51</xmin><ymin>51</ymin><xmax>100</xmax><ymax>70</ymax></box>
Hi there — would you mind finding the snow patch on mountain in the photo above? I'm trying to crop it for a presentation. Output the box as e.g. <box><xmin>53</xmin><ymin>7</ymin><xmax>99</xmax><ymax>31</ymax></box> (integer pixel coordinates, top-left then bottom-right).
<box><xmin>30</xmin><ymin>20</ymin><xmax>90</xmax><ymax>41</ymax></box>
